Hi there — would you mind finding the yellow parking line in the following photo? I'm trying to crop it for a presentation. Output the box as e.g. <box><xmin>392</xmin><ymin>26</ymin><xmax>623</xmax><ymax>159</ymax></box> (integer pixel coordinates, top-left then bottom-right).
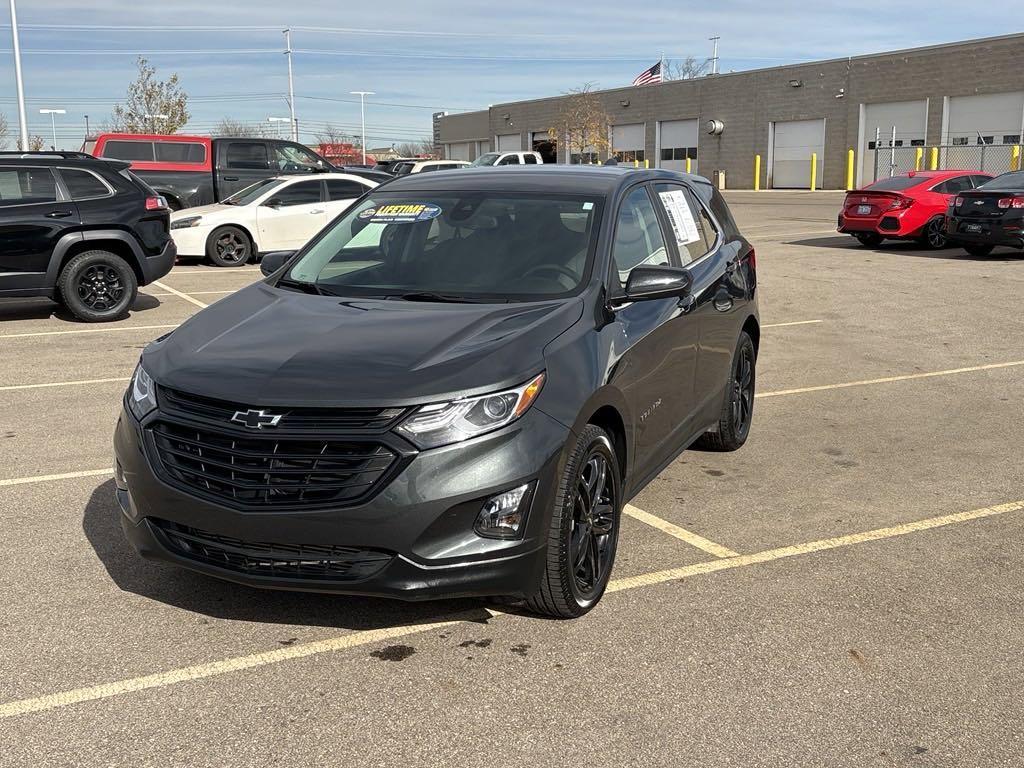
<box><xmin>0</xmin><ymin>324</ymin><xmax>178</xmax><ymax>340</ymax></box>
<box><xmin>0</xmin><ymin>468</ymin><xmax>112</xmax><ymax>487</ymax></box>
<box><xmin>607</xmin><ymin>499</ymin><xmax>1024</xmax><ymax>594</ymax></box>
<box><xmin>150</xmin><ymin>281</ymin><xmax>209</xmax><ymax>309</ymax></box>
<box><xmin>757</xmin><ymin>360</ymin><xmax>1024</xmax><ymax>399</ymax></box>
<box><xmin>623</xmin><ymin>504</ymin><xmax>739</xmax><ymax>558</ymax></box>
<box><xmin>762</xmin><ymin>319</ymin><xmax>823</xmax><ymax>329</ymax></box>
<box><xmin>0</xmin><ymin>377</ymin><xmax>129</xmax><ymax>392</ymax></box>
<box><xmin>1</xmin><ymin>497</ymin><xmax>1019</xmax><ymax>720</ymax></box>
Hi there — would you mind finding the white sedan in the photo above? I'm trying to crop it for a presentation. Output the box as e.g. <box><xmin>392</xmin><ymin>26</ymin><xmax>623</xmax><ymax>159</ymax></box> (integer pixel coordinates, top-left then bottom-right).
<box><xmin>169</xmin><ymin>173</ymin><xmax>377</xmax><ymax>267</ymax></box>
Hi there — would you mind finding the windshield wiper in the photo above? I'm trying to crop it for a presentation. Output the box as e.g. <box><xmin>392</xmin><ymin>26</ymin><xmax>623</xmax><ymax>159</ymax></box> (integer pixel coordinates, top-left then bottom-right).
<box><xmin>275</xmin><ymin>277</ymin><xmax>322</xmax><ymax>295</ymax></box>
<box><xmin>392</xmin><ymin>291</ymin><xmax>479</xmax><ymax>303</ymax></box>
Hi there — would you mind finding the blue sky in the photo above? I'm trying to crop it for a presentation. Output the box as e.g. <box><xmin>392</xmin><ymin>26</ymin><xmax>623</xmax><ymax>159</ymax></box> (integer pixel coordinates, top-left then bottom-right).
<box><xmin>0</xmin><ymin>0</ymin><xmax>1017</xmax><ymax>149</ymax></box>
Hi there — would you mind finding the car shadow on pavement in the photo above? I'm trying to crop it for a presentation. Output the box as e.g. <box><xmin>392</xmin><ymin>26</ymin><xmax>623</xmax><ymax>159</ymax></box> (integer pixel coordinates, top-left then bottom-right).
<box><xmin>0</xmin><ymin>293</ymin><xmax>163</xmax><ymax>323</ymax></box>
<box><xmin>788</xmin><ymin>236</ymin><xmax>1023</xmax><ymax>261</ymax></box>
<box><xmin>82</xmin><ymin>479</ymin><xmax>493</xmax><ymax>631</ymax></box>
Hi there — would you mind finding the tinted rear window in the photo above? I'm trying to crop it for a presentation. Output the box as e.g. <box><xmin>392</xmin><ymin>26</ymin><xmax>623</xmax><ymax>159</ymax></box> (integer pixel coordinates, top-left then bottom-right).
<box><xmin>103</xmin><ymin>140</ymin><xmax>155</xmax><ymax>162</ymax></box>
<box><xmin>154</xmin><ymin>141</ymin><xmax>206</xmax><ymax>163</ymax></box>
<box><xmin>978</xmin><ymin>171</ymin><xmax>1024</xmax><ymax>190</ymax></box>
<box><xmin>865</xmin><ymin>176</ymin><xmax>923</xmax><ymax>191</ymax></box>
<box><xmin>61</xmin><ymin>168</ymin><xmax>110</xmax><ymax>199</ymax></box>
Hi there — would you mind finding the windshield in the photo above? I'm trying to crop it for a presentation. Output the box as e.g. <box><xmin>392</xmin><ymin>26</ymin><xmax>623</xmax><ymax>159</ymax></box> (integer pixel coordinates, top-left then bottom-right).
<box><xmin>222</xmin><ymin>178</ymin><xmax>284</xmax><ymax>205</ymax></box>
<box><xmin>284</xmin><ymin>192</ymin><xmax>602</xmax><ymax>301</ymax></box>
<box><xmin>978</xmin><ymin>171</ymin><xmax>1024</xmax><ymax>190</ymax></box>
<box><xmin>470</xmin><ymin>153</ymin><xmax>500</xmax><ymax>167</ymax></box>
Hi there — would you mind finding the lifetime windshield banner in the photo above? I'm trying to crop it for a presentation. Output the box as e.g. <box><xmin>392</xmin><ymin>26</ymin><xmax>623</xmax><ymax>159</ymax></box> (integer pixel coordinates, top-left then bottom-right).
<box><xmin>359</xmin><ymin>203</ymin><xmax>443</xmax><ymax>224</ymax></box>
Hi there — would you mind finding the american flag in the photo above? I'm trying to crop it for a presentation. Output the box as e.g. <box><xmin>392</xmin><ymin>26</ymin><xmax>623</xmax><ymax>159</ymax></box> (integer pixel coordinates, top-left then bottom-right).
<box><xmin>632</xmin><ymin>61</ymin><xmax>663</xmax><ymax>87</ymax></box>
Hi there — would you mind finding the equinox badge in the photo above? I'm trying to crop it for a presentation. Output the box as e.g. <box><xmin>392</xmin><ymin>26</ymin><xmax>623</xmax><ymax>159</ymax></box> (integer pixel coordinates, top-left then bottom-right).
<box><xmin>231</xmin><ymin>409</ymin><xmax>283</xmax><ymax>429</ymax></box>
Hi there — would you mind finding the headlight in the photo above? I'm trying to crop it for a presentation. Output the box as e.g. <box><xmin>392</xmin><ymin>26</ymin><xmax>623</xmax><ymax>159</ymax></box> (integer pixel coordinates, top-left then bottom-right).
<box><xmin>396</xmin><ymin>373</ymin><xmax>545</xmax><ymax>449</ymax></box>
<box><xmin>170</xmin><ymin>216</ymin><xmax>202</xmax><ymax>230</ymax></box>
<box><xmin>126</xmin><ymin>363</ymin><xmax>157</xmax><ymax>420</ymax></box>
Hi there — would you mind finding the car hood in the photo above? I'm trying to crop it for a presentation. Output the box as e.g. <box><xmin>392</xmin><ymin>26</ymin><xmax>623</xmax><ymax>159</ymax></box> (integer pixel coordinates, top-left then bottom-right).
<box><xmin>143</xmin><ymin>282</ymin><xmax>584</xmax><ymax>407</ymax></box>
<box><xmin>170</xmin><ymin>203</ymin><xmax>237</xmax><ymax>221</ymax></box>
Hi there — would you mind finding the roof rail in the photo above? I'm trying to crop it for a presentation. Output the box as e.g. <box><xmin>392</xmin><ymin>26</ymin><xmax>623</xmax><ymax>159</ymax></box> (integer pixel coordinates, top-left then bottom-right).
<box><xmin>0</xmin><ymin>150</ymin><xmax>96</xmax><ymax>159</ymax></box>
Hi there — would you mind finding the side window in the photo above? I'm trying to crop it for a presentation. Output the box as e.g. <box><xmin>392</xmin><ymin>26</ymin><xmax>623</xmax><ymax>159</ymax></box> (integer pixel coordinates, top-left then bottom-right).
<box><xmin>225</xmin><ymin>142</ymin><xmax>271</xmax><ymax>170</ymax></box>
<box><xmin>933</xmin><ymin>176</ymin><xmax>972</xmax><ymax>194</ymax></box>
<box><xmin>326</xmin><ymin>180</ymin><xmax>366</xmax><ymax>200</ymax></box>
<box><xmin>610</xmin><ymin>186</ymin><xmax>669</xmax><ymax>287</ymax></box>
<box><xmin>275</xmin><ymin>143</ymin><xmax>322</xmax><ymax>172</ymax></box>
<box><xmin>270</xmin><ymin>180</ymin><xmax>323</xmax><ymax>207</ymax></box>
<box><xmin>970</xmin><ymin>175</ymin><xmax>992</xmax><ymax>188</ymax></box>
<box><xmin>102</xmin><ymin>140</ymin><xmax>155</xmax><ymax>162</ymax></box>
<box><xmin>155</xmin><ymin>142</ymin><xmax>206</xmax><ymax>164</ymax></box>
<box><xmin>654</xmin><ymin>183</ymin><xmax>718</xmax><ymax>265</ymax></box>
<box><xmin>523</xmin><ymin>154</ymin><xmax>538</xmax><ymax>165</ymax></box>
<box><xmin>60</xmin><ymin>168</ymin><xmax>111</xmax><ymax>199</ymax></box>
<box><xmin>0</xmin><ymin>167</ymin><xmax>58</xmax><ymax>206</ymax></box>
<box><xmin>498</xmin><ymin>154</ymin><xmax>520</xmax><ymax>165</ymax></box>
<box><xmin>419</xmin><ymin>164</ymin><xmax>437</xmax><ymax>173</ymax></box>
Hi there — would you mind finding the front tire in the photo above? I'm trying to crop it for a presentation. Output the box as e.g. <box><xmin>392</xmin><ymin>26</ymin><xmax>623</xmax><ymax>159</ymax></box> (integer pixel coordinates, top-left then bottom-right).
<box><xmin>207</xmin><ymin>226</ymin><xmax>254</xmax><ymax>267</ymax></box>
<box><xmin>919</xmin><ymin>216</ymin><xmax>948</xmax><ymax>249</ymax></box>
<box><xmin>525</xmin><ymin>425</ymin><xmax>621</xmax><ymax>619</ymax></box>
<box><xmin>963</xmin><ymin>243</ymin><xmax>994</xmax><ymax>257</ymax></box>
<box><xmin>696</xmin><ymin>331</ymin><xmax>756</xmax><ymax>451</ymax></box>
<box><xmin>57</xmin><ymin>250</ymin><xmax>138</xmax><ymax>323</ymax></box>
<box><xmin>854</xmin><ymin>232</ymin><xmax>883</xmax><ymax>248</ymax></box>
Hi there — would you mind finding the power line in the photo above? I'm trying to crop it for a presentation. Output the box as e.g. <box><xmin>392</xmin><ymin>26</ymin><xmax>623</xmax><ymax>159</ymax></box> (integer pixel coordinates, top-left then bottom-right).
<box><xmin>0</xmin><ymin>23</ymin><xmax>567</xmax><ymax>39</ymax></box>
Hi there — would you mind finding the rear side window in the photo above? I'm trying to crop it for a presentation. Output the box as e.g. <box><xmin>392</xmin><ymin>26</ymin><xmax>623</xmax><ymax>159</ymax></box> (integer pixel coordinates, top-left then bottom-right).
<box><xmin>60</xmin><ymin>168</ymin><xmax>111</xmax><ymax>199</ymax></box>
<box><xmin>611</xmin><ymin>186</ymin><xmax>669</xmax><ymax>286</ymax></box>
<box><xmin>271</xmin><ymin>180</ymin><xmax>322</xmax><ymax>206</ymax></box>
<box><xmin>866</xmin><ymin>176</ymin><xmax>923</xmax><ymax>191</ymax></box>
<box><xmin>932</xmin><ymin>176</ymin><xmax>973</xmax><ymax>194</ymax></box>
<box><xmin>226</xmin><ymin>142</ymin><xmax>271</xmax><ymax>170</ymax></box>
<box><xmin>523</xmin><ymin>154</ymin><xmax>538</xmax><ymax>165</ymax></box>
<box><xmin>654</xmin><ymin>183</ymin><xmax>718</xmax><ymax>265</ymax></box>
<box><xmin>326</xmin><ymin>180</ymin><xmax>366</xmax><ymax>200</ymax></box>
<box><xmin>103</xmin><ymin>140</ymin><xmax>155</xmax><ymax>162</ymax></box>
<box><xmin>154</xmin><ymin>141</ymin><xmax>206</xmax><ymax>163</ymax></box>
<box><xmin>970</xmin><ymin>175</ymin><xmax>992</xmax><ymax>188</ymax></box>
<box><xmin>0</xmin><ymin>167</ymin><xmax>58</xmax><ymax>206</ymax></box>
<box><xmin>978</xmin><ymin>171</ymin><xmax>1024</xmax><ymax>190</ymax></box>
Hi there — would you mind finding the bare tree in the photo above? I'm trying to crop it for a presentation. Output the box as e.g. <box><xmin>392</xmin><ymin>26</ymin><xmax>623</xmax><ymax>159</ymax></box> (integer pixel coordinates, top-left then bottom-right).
<box><xmin>313</xmin><ymin>123</ymin><xmax>357</xmax><ymax>147</ymax></box>
<box><xmin>0</xmin><ymin>114</ymin><xmax>9</xmax><ymax>150</ymax></box>
<box><xmin>16</xmin><ymin>134</ymin><xmax>44</xmax><ymax>151</ymax></box>
<box><xmin>213</xmin><ymin>117</ymin><xmax>267</xmax><ymax>138</ymax></box>
<box><xmin>548</xmin><ymin>83</ymin><xmax>612</xmax><ymax>163</ymax></box>
<box><xmin>664</xmin><ymin>56</ymin><xmax>710</xmax><ymax>81</ymax></box>
<box><xmin>111</xmin><ymin>57</ymin><xmax>190</xmax><ymax>134</ymax></box>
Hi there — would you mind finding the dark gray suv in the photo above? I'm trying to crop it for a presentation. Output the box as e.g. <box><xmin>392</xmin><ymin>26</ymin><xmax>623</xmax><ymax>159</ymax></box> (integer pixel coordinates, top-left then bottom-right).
<box><xmin>113</xmin><ymin>166</ymin><xmax>757</xmax><ymax>618</ymax></box>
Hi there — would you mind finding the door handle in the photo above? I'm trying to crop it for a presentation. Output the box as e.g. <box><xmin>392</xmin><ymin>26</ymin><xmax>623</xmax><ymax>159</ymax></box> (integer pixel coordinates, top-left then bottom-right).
<box><xmin>223</xmin><ymin>176</ymin><xmax>239</xmax><ymax>181</ymax></box>
<box><xmin>45</xmin><ymin>210</ymin><xmax>74</xmax><ymax>218</ymax></box>
<box><xmin>309</xmin><ymin>209</ymin><xmax>325</xmax><ymax>214</ymax></box>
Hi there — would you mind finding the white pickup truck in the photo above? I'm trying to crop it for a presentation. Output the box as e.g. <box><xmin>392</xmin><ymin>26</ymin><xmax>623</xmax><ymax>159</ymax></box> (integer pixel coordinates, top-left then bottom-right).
<box><xmin>469</xmin><ymin>151</ymin><xmax>545</xmax><ymax>166</ymax></box>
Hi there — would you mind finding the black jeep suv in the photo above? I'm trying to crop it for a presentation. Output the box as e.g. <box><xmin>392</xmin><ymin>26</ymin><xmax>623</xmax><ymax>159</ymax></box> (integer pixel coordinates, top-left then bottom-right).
<box><xmin>0</xmin><ymin>152</ymin><xmax>176</xmax><ymax>322</ymax></box>
<box><xmin>115</xmin><ymin>166</ymin><xmax>757</xmax><ymax>618</ymax></box>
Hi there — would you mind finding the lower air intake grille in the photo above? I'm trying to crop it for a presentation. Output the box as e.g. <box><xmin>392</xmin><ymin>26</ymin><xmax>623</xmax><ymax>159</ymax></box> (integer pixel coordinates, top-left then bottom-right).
<box><xmin>152</xmin><ymin>519</ymin><xmax>395</xmax><ymax>581</ymax></box>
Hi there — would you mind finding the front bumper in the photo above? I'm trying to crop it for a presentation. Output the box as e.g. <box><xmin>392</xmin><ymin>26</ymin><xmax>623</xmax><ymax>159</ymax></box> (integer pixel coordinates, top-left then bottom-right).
<box><xmin>113</xmin><ymin>403</ymin><xmax>571</xmax><ymax>600</ymax></box>
<box><xmin>947</xmin><ymin>217</ymin><xmax>1024</xmax><ymax>249</ymax></box>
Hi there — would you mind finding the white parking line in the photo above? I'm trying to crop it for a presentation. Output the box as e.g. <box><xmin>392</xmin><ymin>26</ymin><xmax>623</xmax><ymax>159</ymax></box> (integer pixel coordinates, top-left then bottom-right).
<box><xmin>0</xmin><ymin>377</ymin><xmax>129</xmax><ymax>392</ymax></box>
<box><xmin>0</xmin><ymin>468</ymin><xmax>112</xmax><ymax>487</ymax></box>
<box><xmin>150</xmin><ymin>281</ymin><xmax>208</xmax><ymax>309</ymax></box>
<box><xmin>167</xmin><ymin>268</ymin><xmax>261</xmax><ymax>276</ymax></box>
<box><xmin>143</xmin><ymin>290</ymin><xmax>235</xmax><ymax>298</ymax></box>
<box><xmin>624</xmin><ymin>504</ymin><xmax>740</xmax><ymax>558</ymax></box>
<box><xmin>0</xmin><ymin>324</ymin><xmax>178</xmax><ymax>340</ymax></box>
<box><xmin>762</xmin><ymin>319</ymin><xmax>823</xmax><ymax>329</ymax></box>
<box><xmin>757</xmin><ymin>360</ymin><xmax>1024</xmax><ymax>399</ymax></box>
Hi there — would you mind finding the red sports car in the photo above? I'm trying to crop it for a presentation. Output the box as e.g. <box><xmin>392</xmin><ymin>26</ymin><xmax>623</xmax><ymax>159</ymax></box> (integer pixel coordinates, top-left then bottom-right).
<box><xmin>838</xmin><ymin>169</ymin><xmax>992</xmax><ymax>249</ymax></box>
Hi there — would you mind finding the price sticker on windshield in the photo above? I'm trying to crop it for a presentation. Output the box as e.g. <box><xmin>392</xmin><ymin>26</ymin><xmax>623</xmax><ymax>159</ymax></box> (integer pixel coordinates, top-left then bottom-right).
<box><xmin>359</xmin><ymin>203</ymin><xmax>442</xmax><ymax>224</ymax></box>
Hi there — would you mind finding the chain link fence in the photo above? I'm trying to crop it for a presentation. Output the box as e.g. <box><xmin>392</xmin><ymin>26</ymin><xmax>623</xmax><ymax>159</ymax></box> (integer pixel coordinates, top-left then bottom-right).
<box><xmin>870</xmin><ymin>144</ymin><xmax>1022</xmax><ymax>181</ymax></box>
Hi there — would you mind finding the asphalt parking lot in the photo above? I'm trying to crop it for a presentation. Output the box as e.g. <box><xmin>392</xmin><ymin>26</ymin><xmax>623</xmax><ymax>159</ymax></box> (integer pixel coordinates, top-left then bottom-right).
<box><xmin>2</xmin><ymin>190</ymin><xmax>1022</xmax><ymax>767</ymax></box>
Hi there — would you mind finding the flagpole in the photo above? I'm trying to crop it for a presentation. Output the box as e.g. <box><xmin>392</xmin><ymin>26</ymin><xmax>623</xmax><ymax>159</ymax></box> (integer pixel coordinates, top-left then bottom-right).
<box><xmin>659</xmin><ymin>50</ymin><xmax>665</xmax><ymax>83</ymax></box>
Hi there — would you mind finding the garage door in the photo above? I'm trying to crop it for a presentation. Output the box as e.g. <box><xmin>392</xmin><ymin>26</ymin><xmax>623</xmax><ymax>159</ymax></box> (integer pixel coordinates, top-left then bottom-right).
<box><xmin>496</xmin><ymin>133</ymin><xmax>522</xmax><ymax>152</ymax></box>
<box><xmin>946</xmin><ymin>92</ymin><xmax>1024</xmax><ymax>173</ymax></box>
<box><xmin>612</xmin><ymin>123</ymin><xmax>645</xmax><ymax>163</ymax></box>
<box><xmin>659</xmin><ymin>119</ymin><xmax>698</xmax><ymax>173</ymax></box>
<box><xmin>447</xmin><ymin>142</ymin><xmax>472</xmax><ymax>161</ymax></box>
<box><xmin>771</xmin><ymin>119</ymin><xmax>825</xmax><ymax>189</ymax></box>
<box><xmin>860</xmin><ymin>100</ymin><xmax>928</xmax><ymax>184</ymax></box>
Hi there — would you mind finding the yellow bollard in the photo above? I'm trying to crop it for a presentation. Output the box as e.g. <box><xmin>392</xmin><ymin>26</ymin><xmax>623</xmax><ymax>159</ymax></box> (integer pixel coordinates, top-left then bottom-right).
<box><xmin>914</xmin><ymin>146</ymin><xmax>923</xmax><ymax>171</ymax></box>
<box><xmin>754</xmin><ymin>154</ymin><xmax>761</xmax><ymax>191</ymax></box>
<box><xmin>633</xmin><ymin>159</ymin><xmax>638</xmax><ymax>168</ymax></box>
<box><xmin>810</xmin><ymin>152</ymin><xmax>817</xmax><ymax>192</ymax></box>
<box><xmin>845</xmin><ymin>149</ymin><xmax>854</xmax><ymax>190</ymax></box>
<box><xmin>644</xmin><ymin>158</ymin><xmax>649</xmax><ymax>169</ymax></box>
<box><xmin>929</xmin><ymin>146</ymin><xmax>938</xmax><ymax>171</ymax></box>
<box><xmin>685</xmin><ymin>157</ymin><xmax>692</xmax><ymax>174</ymax></box>
<box><xmin>1012</xmin><ymin>145</ymin><xmax>1021</xmax><ymax>172</ymax></box>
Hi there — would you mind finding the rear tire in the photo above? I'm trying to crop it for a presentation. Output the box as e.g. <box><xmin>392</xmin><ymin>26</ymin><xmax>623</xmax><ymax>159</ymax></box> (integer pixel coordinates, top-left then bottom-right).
<box><xmin>919</xmin><ymin>216</ymin><xmax>948</xmax><ymax>249</ymax></box>
<box><xmin>207</xmin><ymin>226</ymin><xmax>254</xmax><ymax>267</ymax></box>
<box><xmin>696</xmin><ymin>331</ymin><xmax>756</xmax><ymax>452</ymax></box>
<box><xmin>963</xmin><ymin>243</ymin><xmax>994</xmax><ymax>257</ymax></box>
<box><xmin>57</xmin><ymin>250</ymin><xmax>138</xmax><ymax>323</ymax></box>
<box><xmin>525</xmin><ymin>425</ymin><xmax>621</xmax><ymax>619</ymax></box>
<box><xmin>854</xmin><ymin>233</ymin><xmax>883</xmax><ymax>248</ymax></box>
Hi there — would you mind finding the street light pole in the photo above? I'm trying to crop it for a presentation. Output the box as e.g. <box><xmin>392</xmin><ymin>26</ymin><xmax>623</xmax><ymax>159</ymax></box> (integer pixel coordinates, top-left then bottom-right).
<box><xmin>350</xmin><ymin>91</ymin><xmax>374</xmax><ymax>165</ymax></box>
<box><xmin>268</xmin><ymin>116</ymin><xmax>290</xmax><ymax>139</ymax></box>
<box><xmin>283</xmin><ymin>29</ymin><xmax>297</xmax><ymax>142</ymax></box>
<box><xmin>9</xmin><ymin>0</ymin><xmax>29</xmax><ymax>149</ymax></box>
<box><xmin>39</xmin><ymin>108</ymin><xmax>66</xmax><ymax>150</ymax></box>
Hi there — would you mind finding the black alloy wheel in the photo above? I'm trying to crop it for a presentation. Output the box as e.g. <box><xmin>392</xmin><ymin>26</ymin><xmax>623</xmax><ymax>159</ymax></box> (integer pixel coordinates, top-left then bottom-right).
<box><xmin>207</xmin><ymin>226</ymin><xmax>253</xmax><ymax>267</ymax></box>
<box><xmin>570</xmin><ymin>451</ymin><xmax>618</xmax><ymax>600</ymax></box>
<box><xmin>77</xmin><ymin>263</ymin><xmax>126</xmax><ymax>312</ymax></box>
<box><xmin>57</xmin><ymin>250</ymin><xmax>138</xmax><ymax>323</ymax></box>
<box><xmin>921</xmin><ymin>216</ymin><xmax>948</xmax><ymax>249</ymax></box>
<box><xmin>696</xmin><ymin>330</ymin><xmax>756</xmax><ymax>451</ymax></box>
<box><xmin>963</xmin><ymin>243</ymin><xmax>994</xmax><ymax>258</ymax></box>
<box><xmin>855</xmin><ymin>232</ymin><xmax>883</xmax><ymax>248</ymax></box>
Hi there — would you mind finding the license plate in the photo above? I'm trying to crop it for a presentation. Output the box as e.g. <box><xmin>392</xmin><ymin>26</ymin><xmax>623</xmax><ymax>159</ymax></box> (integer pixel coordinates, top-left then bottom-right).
<box><xmin>857</xmin><ymin>205</ymin><xmax>872</xmax><ymax>215</ymax></box>
<box><xmin>963</xmin><ymin>223</ymin><xmax>983</xmax><ymax>233</ymax></box>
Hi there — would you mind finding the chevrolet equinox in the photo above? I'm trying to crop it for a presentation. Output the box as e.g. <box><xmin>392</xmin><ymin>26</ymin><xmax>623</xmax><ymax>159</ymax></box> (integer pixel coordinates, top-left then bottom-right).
<box><xmin>114</xmin><ymin>166</ymin><xmax>758</xmax><ymax>618</ymax></box>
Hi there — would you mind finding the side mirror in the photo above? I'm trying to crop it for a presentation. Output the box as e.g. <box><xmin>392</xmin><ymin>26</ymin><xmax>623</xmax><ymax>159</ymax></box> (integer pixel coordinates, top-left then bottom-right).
<box><xmin>260</xmin><ymin>250</ymin><xmax>295</xmax><ymax>276</ymax></box>
<box><xmin>614</xmin><ymin>265</ymin><xmax>693</xmax><ymax>305</ymax></box>
<box><xmin>264</xmin><ymin>198</ymin><xmax>282</xmax><ymax>208</ymax></box>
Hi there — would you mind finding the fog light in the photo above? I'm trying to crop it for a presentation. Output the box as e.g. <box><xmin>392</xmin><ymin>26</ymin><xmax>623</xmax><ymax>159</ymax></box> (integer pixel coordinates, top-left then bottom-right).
<box><xmin>474</xmin><ymin>483</ymin><xmax>531</xmax><ymax>539</ymax></box>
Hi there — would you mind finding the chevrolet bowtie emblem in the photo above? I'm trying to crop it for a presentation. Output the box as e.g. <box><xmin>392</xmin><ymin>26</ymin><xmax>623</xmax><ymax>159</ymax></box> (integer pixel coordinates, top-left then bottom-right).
<box><xmin>231</xmin><ymin>409</ymin><xmax>283</xmax><ymax>429</ymax></box>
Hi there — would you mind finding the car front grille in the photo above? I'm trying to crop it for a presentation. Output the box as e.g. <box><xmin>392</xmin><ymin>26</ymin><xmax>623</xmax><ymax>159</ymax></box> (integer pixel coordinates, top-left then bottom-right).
<box><xmin>150</xmin><ymin>420</ymin><xmax>402</xmax><ymax>509</ymax></box>
<box><xmin>152</xmin><ymin>519</ymin><xmax>395</xmax><ymax>581</ymax></box>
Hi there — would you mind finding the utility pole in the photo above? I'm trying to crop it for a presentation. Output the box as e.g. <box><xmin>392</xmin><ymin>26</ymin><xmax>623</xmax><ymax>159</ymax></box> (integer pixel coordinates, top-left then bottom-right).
<box><xmin>9</xmin><ymin>0</ymin><xmax>29</xmax><ymax>149</ymax></box>
<box><xmin>351</xmin><ymin>91</ymin><xmax>374</xmax><ymax>165</ymax></box>
<box><xmin>84</xmin><ymin>114</ymin><xmax>90</xmax><ymax>142</ymax></box>
<box><xmin>709</xmin><ymin>36</ymin><xmax>720</xmax><ymax>75</ymax></box>
<box><xmin>284</xmin><ymin>28</ymin><xmax>297</xmax><ymax>142</ymax></box>
<box><xmin>39</xmin><ymin>108</ymin><xmax>65</xmax><ymax>150</ymax></box>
